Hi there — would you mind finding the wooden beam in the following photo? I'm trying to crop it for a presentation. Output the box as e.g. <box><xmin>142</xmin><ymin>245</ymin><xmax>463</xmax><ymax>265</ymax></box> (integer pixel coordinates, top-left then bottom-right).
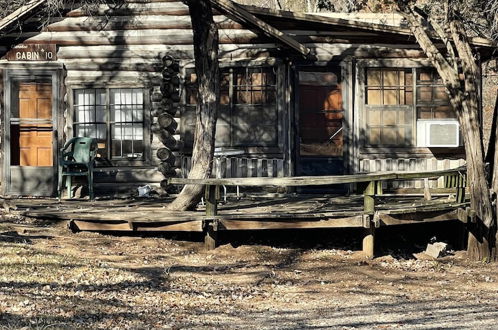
<box><xmin>210</xmin><ymin>0</ymin><xmax>310</xmax><ymax>57</ymax></box>
<box><xmin>375</xmin><ymin>209</ymin><xmax>460</xmax><ymax>226</ymax></box>
<box><xmin>217</xmin><ymin>215</ymin><xmax>364</xmax><ymax>230</ymax></box>
<box><xmin>169</xmin><ymin>166</ymin><xmax>466</xmax><ymax>187</ymax></box>
<box><xmin>71</xmin><ymin>219</ymin><xmax>204</xmax><ymax>232</ymax></box>
<box><xmin>242</xmin><ymin>4</ymin><xmax>495</xmax><ymax>48</ymax></box>
<box><xmin>0</xmin><ymin>0</ymin><xmax>46</xmax><ymax>35</ymax></box>
<box><xmin>132</xmin><ymin>221</ymin><xmax>203</xmax><ymax>232</ymax></box>
<box><xmin>71</xmin><ymin>220</ymin><xmax>132</xmax><ymax>231</ymax></box>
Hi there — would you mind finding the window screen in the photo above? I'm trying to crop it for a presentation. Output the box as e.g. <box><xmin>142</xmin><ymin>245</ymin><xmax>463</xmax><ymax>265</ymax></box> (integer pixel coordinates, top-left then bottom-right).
<box><xmin>183</xmin><ymin>66</ymin><xmax>278</xmax><ymax>148</ymax></box>
<box><xmin>365</xmin><ymin>68</ymin><xmax>413</xmax><ymax>146</ymax></box>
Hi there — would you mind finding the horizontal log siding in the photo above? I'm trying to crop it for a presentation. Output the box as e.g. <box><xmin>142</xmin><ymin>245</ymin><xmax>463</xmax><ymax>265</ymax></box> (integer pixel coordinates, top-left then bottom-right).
<box><xmin>42</xmin><ymin>0</ymin><xmax>279</xmax><ymax>193</ymax></box>
<box><xmin>3</xmin><ymin>0</ymin><xmax>445</xmax><ymax>194</ymax></box>
<box><xmin>358</xmin><ymin>158</ymin><xmax>466</xmax><ymax>189</ymax></box>
<box><xmin>45</xmin><ymin>15</ymin><xmax>242</xmax><ymax>32</ymax></box>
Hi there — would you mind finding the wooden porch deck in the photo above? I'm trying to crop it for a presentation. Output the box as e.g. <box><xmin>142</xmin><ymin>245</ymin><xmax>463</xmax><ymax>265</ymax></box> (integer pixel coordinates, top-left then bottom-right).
<box><xmin>10</xmin><ymin>167</ymin><xmax>471</xmax><ymax>257</ymax></box>
<box><xmin>17</xmin><ymin>194</ymin><xmax>467</xmax><ymax>232</ymax></box>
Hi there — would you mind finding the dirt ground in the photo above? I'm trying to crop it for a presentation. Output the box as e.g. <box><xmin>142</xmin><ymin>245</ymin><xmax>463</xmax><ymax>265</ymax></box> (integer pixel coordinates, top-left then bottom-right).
<box><xmin>1</xmin><ymin>213</ymin><xmax>498</xmax><ymax>329</ymax></box>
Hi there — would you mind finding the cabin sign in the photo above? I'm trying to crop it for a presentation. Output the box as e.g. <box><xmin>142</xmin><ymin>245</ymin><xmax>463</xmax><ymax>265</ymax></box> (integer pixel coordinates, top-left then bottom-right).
<box><xmin>5</xmin><ymin>44</ymin><xmax>56</xmax><ymax>61</ymax></box>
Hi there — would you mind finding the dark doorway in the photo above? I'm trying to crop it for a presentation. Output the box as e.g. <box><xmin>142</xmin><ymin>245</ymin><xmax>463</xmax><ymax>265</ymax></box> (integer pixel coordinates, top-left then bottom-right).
<box><xmin>297</xmin><ymin>67</ymin><xmax>345</xmax><ymax>181</ymax></box>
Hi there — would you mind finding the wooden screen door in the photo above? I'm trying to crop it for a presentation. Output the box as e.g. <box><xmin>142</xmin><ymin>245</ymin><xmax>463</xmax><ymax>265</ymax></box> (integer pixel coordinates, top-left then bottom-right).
<box><xmin>8</xmin><ymin>80</ymin><xmax>55</xmax><ymax>195</ymax></box>
<box><xmin>18</xmin><ymin>82</ymin><xmax>53</xmax><ymax>166</ymax></box>
<box><xmin>297</xmin><ymin>69</ymin><xmax>345</xmax><ymax>177</ymax></box>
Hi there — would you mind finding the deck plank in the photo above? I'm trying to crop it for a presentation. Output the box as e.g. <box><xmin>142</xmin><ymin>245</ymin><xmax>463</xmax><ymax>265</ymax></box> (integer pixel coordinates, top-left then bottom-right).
<box><xmin>13</xmin><ymin>194</ymin><xmax>467</xmax><ymax>232</ymax></box>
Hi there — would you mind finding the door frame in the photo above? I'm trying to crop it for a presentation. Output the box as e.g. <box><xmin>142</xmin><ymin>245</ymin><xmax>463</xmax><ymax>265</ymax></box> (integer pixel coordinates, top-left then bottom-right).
<box><xmin>292</xmin><ymin>59</ymin><xmax>353</xmax><ymax>177</ymax></box>
<box><xmin>2</xmin><ymin>64</ymin><xmax>63</xmax><ymax>196</ymax></box>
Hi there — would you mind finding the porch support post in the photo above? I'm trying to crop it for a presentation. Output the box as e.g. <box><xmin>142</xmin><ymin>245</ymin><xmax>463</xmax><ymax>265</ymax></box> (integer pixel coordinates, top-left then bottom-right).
<box><xmin>362</xmin><ymin>226</ymin><xmax>375</xmax><ymax>259</ymax></box>
<box><xmin>362</xmin><ymin>180</ymin><xmax>376</xmax><ymax>259</ymax></box>
<box><xmin>204</xmin><ymin>184</ymin><xmax>219</xmax><ymax>250</ymax></box>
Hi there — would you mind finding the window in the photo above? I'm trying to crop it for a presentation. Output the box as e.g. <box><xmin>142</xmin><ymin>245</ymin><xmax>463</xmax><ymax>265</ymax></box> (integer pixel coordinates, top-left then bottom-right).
<box><xmin>183</xmin><ymin>66</ymin><xmax>278</xmax><ymax>149</ymax></box>
<box><xmin>416</xmin><ymin>69</ymin><xmax>455</xmax><ymax>120</ymax></box>
<box><xmin>73</xmin><ymin>88</ymin><xmax>147</xmax><ymax>163</ymax></box>
<box><xmin>364</xmin><ymin>67</ymin><xmax>454</xmax><ymax>147</ymax></box>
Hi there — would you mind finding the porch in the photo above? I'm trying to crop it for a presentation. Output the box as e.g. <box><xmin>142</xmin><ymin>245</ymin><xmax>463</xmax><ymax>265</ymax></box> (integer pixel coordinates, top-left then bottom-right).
<box><xmin>13</xmin><ymin>166</ymin><xmax>471</xmax><ymax>257</ymax></box>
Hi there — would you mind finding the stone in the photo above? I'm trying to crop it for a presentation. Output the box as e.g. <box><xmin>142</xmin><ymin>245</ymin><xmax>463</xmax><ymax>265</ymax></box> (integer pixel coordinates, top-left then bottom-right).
<box><xmin>424</xmin><ymin>242</ymin><xmax>448</xmax><ymax>258</ymax></box>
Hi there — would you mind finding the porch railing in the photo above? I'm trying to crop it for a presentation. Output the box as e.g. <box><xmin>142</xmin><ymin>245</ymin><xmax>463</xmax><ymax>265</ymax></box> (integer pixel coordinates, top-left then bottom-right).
<box><xmin>168</xmin><ymin>166</ymin><xmax>468</xmax><ymax>255</ymax></box>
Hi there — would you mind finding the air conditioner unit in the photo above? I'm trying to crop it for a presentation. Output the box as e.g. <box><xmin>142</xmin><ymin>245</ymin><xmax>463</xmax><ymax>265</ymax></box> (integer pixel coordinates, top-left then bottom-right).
<box><xmin>417</xmin><ymin>120</ymin><xmax>460</xmax><ymax>147</ymax></box>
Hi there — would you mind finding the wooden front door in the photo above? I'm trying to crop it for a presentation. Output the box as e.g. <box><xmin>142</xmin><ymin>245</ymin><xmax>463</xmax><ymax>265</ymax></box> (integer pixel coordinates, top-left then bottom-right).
<box><xmin>297</xmin><ymin>69</ymin><xmax>345</xmax><ymax>177</ymax></box>
<box><xmin>18</xmin><ymin>82</ymin><xmax>53</xmax><ymax>166</ymax></box>
<box><xmin>8</xmin><ymin>79</ymin><xmax>56</xmax><ymax>196</ymax></box>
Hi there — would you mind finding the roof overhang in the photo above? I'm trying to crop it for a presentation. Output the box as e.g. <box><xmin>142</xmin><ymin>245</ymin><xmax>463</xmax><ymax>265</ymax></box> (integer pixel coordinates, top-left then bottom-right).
<box><xmin>242</xmin><ymin>5</ymin><xmax>496</xmax><ymax>50</ymax></box>
<box><xmin>210</xmin><ymin>0</ymin><xmax>311</xmax><ymax>58</ymax></box>
<box><xmin>0</xmin><ymin>0</ymin><xmax>46</xmax><ymax>36</ymax></box>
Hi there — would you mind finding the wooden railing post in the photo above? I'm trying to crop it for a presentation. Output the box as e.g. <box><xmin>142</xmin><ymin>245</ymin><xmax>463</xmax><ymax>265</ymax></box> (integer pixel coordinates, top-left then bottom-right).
<box><xmin>204</xmin><ymin>184</ymin><xmax>219</xmax><ymax>250</ymax></box>
<box><xmin>363</xmin><ymin>180</ymin><xmax>376</xmax><ymax>215</ymax></box>
<box><xmin>456</xmin><ymin>172</ymin><xmax>466</xmax><ymax>204</ymax></box>
<box><xmin>205</xmin><ymin>184</ymin><xmax>218</xmax><ymax>217</ymax></box>
<box><xmin>362</xmin><ymin>180</ymin><xmax>376</xmax><ymax>259</ymax></box>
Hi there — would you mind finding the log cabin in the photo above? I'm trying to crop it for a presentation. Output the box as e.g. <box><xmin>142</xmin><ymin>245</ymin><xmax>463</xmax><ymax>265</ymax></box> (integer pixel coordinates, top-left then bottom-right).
<box><xmin>0</xmin><ymin>0</ymin><xmax>494</xmax><ymax>197</ymax></box>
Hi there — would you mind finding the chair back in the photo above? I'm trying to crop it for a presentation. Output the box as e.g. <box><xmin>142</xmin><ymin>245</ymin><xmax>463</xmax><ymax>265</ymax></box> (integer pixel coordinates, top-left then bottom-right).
<box><xmin>71</xmin><ymin>137</ymin><xmax>97</xmax><ymax>163</ymax></box>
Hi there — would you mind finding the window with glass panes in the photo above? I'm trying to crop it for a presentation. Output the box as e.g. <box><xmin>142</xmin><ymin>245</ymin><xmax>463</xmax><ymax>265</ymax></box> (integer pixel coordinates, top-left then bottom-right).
<box><xmin>73</xmin><ymin>88</ymin><xmax>146</xmax><ymax>162</ymax></box>
<box><xmin>416</xmin><ymin>69</ymin><xmax>454</xmax><ymax>120</ymax></box>
<box><xmin>183</xmin><ymin>66</ymin><xmax>277</xmax><ymax>148</ymax></box>
<box><xmin>364</xmin><ymin>67</ymin><xmax>454</xmax><ymax>147</ymax></box>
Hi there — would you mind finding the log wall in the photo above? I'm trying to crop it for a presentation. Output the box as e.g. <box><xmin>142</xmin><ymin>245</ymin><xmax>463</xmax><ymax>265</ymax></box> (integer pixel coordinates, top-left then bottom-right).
<box><xmin>11</xmin><ymin>0</ymin><xmax>291</xmax><ymax>193</ymax></box>
<box><xmin>0</xmin><ymin>0</ymin><xmax>470</xmax><ymax>195</ymax></box>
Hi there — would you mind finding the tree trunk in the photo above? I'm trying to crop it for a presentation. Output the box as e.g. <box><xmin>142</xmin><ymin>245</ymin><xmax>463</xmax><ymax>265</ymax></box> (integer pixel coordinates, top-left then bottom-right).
<box><xmin>167</xmin><ymin>0</ymin><xmax>219</xmax><ymax>211</ymax></box>
<box><xmin>490</xmin><ymin>95</ymin><xmax>498</xmax><ymax>261</ymax></box>
<box><xmin>397</xmin><ymin>3</ymin><xmax>497</xmax><ymax>260</ymax></box>
<box><xmin>449</xmin><ymin>19</ymin><xmax>496</xmax><ymax>261</ymax></box>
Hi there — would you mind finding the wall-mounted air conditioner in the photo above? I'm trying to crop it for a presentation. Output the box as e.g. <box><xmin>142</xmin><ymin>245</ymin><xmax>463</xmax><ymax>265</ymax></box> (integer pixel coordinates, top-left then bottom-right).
<box><xmin>417</xmin><ymin>120</ymin><xmax>461</xmax><ymax>147</ymax></box>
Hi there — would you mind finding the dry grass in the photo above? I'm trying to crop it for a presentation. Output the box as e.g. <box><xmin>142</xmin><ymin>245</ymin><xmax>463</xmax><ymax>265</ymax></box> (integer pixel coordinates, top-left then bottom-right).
<box><xmin>1</xmin><ymin>215</ymin><xmax>498</xmax><ymax>329</ymax></box>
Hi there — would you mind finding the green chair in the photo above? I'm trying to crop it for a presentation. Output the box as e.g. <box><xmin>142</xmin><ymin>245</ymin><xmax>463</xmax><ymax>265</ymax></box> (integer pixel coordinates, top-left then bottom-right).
<box><xmin>58</xmin><ymin>137</ymin><xmax>98</xmax><ymax>200</ymax></box>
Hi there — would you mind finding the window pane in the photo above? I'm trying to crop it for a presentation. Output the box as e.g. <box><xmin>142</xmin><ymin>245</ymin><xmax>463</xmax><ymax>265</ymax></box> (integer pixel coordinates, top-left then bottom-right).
<box><xmin>405</xmin><ymin>72</ymin><xmax>413</xmax><ymax>86</ymax></box>
<box><xmin>418</xmin><ymin>107</ymin><xmax>432</xmax><ymax>119</ymax></box>
<box><xmin>234</xmin><ymin>68</ymin><xmax>276</xmax><ymax>106</ymax></box>
<box><xmin>417</xmin><ymin>86</ymin><xmax>433</xmax><ymax>102</ymax></box>
<box><xmin>415</xmin><ymin>69</ymin><xmax>454</xmax><ymax>120</ymax></box>
<box><xmin>434</xmin><ymin>87</ymin><xmax>449</xmax><ymax>102</ymax></box>
<box><xmin>434</xmin><ymin>105</ymin><xmax>456</xmax><ymax>119</ymax></box>
<box><xmin>367</xmin><ymin>89</ymin><xmax>382</xmax><ymax>105</ymax></box>
<box><xmin>96</xmin><ymin>89</ymin><xmax>106</xmax><ymax>105</ymax></box>
<box><xmin>367</xmin><ymin>69</ymin><xmax>381</xmax><ymax>85</ymax></box>
<box><xmin>383</xmin><ymin>89</ymin><xmax>398</xmax><ymax>105</ymax></box>
<box><xmin>74</xmin><ymin>123</ymin><xmax>106</xmax><ymax>140</ymax></box>
<box><xmin>110</xmin><ymin>89</ymin><xmax>144</xmax><ymax>123</ymax></box>
<box><xmin>404</xmin><ymin>89</ymin><xmax>413</xmax><ymax>105</ymax></box>
<box><xmin>112</xmin><ymin>124</ymin><xmax>143</xmax><ymax>158</ymax></box>
<box><xmin>417</xmin><ymin>69</ymin><xmax>433</xmax><ymax>83</ymax></box>
<box><xmin>383</xmin><ymin>70</ymin><xmax>398</xmax><ymax>87</ymax></box>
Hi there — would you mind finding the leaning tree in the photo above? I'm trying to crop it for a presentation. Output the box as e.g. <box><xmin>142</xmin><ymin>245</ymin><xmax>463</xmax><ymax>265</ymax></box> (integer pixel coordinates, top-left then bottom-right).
<box><xmin>166</xmin><ymin>0</ymin><xmax>220</xmax><ymax>211</ymax></box>
<box><xmin>395</xmin><ymin>0</ymin><xmax>498</xmax><ymax>260</ymax></box>
<box><xmin>0</xmin><ymin>0</ymin><xmax>220</xmax><ymax>211</ymax></box>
